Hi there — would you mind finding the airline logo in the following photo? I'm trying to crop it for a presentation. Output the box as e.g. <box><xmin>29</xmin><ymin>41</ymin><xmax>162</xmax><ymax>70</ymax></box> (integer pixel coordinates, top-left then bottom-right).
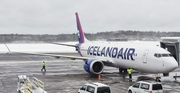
<box><xmin>87</xmin><ymin>46</ymin><xmax>135</xmax><ymax>60</ymax></box>
<box><xmin>76</xmin><ymin>12</ymin><xmax>84</xmax><ymax>43</ymax></box>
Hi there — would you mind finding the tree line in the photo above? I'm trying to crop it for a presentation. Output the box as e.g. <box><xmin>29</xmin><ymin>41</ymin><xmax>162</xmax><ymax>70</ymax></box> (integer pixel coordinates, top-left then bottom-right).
<box><xmin>0</xmin><ymin>30</ymin><xmax>180</xmax><ymax>43</ymax></box>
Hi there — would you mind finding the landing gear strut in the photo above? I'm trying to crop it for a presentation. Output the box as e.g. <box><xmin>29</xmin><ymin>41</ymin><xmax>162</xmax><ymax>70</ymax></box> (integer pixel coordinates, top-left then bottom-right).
<box><xmin>163</xmin><ymin>73</ymin><xmax>169</xmax><ymax>76</ymax></box>
<box><xmin>119</xmin><ymin>68</ymin><xmax>127</xmax><ymax>74</ymax></box>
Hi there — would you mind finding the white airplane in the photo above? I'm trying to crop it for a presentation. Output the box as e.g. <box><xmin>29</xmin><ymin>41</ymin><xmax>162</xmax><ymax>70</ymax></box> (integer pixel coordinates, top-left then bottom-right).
<box><xmin>51</xmin><ymin>12</ymin><xmax>178</xmax><ymax>76</ymax></box>
<box><xmin>8</xmin><ymin>12</ymin><xmax>178</xmax><ymax>76</ymax></box>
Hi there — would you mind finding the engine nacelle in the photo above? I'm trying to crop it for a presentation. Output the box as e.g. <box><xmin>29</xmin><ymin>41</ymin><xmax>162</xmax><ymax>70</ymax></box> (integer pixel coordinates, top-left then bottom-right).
<box><xmin>84</xmin><ymin>59</ymin><xmax>104</xmax><ymax>74</ymax></box>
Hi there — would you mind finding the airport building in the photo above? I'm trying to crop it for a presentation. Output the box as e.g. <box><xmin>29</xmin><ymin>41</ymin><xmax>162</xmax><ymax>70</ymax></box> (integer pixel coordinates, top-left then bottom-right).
<box><xmin>160</xmin><ymin>37</ymin><xmax>180</xmax><ymax>65</ymax></box>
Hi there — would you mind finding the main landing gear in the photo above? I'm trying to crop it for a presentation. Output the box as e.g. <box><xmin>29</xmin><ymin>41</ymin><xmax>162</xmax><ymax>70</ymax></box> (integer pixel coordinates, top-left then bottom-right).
<box><xmin>119</xmin><ymin>68</ymin><xmax>127</xmax><ymax>74</ymax></box>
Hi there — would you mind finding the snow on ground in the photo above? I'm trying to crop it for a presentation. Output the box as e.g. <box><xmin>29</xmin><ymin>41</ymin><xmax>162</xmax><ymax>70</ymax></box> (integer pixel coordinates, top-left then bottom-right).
<box><xmin>0</xmin><ymin>42</ymin><xmax>77</xmax><ymax>53</ymax></box>
<box><xmin>0</xmin><ymin>41</ymin><xmax>160</xmax><ymax>53</ymax></box>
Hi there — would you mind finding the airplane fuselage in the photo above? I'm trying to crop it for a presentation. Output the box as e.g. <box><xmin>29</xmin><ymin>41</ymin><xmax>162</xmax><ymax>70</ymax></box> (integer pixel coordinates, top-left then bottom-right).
<box><xmin>79</xmin><ymin>42</ymin><xmax>178</xmax><ymax>73</ymax></box>
<box><xmin>50</xmin><ymin>12</ymin><xmax>178</xmax><ymax>75</ymax></box>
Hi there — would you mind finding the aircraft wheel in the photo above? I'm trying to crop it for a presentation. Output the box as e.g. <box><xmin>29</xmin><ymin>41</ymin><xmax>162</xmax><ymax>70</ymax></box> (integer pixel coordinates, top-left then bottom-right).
<box><xmin>119</xmin><ymin>68</ymin><xmax>123</xmax><ymax>74</ymax></box>
<box><xmin>119</xmin><ymin>68</ymin><xmax>127</xmax><ymax>74</ymax></box>
<box><xmin>163</xmin><ymin>73</ymin><xmax>169</xmax><ymax>76</ymax></box>
<box><xmin>123</xmin><ymin>68</ymin><xmax>127</xmax><ymax>73</ymax></box>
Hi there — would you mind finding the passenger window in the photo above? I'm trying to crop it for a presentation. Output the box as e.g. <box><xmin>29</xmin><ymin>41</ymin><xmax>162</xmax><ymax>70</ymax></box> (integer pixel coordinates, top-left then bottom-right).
<box><xmin>132</xmin><ymin>83</ymin><xmax>140</xmax><ymax>88</ymax></box>
<box><xmin>87</xmin><ymin>86</ymin><xmax>95</xmax><ymax>93</ymax></box>
<box><xmin>140</xmin><ymin>83</ymin><xmax>149</xmax><ymax>90</ymax></box>
<box><xmin>80</xmin><ymin>85</ymin><xmax>87</xmax><ymax>90</ymax></box>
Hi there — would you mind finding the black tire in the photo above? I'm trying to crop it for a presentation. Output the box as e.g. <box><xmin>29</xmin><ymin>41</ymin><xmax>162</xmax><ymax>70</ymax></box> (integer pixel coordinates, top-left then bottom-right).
<box><xmin>119</xmin><ymin>68</ymin><xmax>123</xmax><ymax>74</ymax></box>
<box><xmin>119</xmin><ymin>68</ymin><xmax>127</xmax><ymax>74</ymax></box>
<box><xmin>123</xmin><ymin>68</ymin><xmax>127</xmax><ymax>73</ymax></box>
<box><xmin>128</xmin><ymin>90</ymin><xmax>132</xmax><ymax>93</ymax></box>
<box><xmin>163</xmin><ymin>73</ymin><xmax>169</xmax><ymax>76</ymax></box>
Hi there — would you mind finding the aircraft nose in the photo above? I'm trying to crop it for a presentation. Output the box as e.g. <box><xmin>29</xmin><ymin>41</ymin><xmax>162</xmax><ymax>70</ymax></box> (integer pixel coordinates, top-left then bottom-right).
<box><xmin>166</xmin><ymin>59</ymin><xmax>178</xmax><ymax>72</ymax></box>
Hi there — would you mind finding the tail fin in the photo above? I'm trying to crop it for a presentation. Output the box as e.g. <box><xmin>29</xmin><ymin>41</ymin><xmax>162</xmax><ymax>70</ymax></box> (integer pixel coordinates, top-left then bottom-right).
<box><xmin>75</xmin><ymin>12</ymin><xmax>88</xmax><ymax>43</ymax></box>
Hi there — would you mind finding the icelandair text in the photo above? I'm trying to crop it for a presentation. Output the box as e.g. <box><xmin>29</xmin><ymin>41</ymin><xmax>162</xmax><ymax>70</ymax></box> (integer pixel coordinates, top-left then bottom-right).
<box><xmin>87</xmin><ymin>46</ymin><xmax>135</xmax><ymax>60</ymax></box>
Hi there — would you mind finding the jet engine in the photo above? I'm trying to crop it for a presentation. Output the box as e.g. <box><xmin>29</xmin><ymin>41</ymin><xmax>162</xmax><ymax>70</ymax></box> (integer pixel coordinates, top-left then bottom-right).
<box><xmin>83</xmin><ymin>59</ymin><xmax>104</xmax><ymax>74</ymax></box>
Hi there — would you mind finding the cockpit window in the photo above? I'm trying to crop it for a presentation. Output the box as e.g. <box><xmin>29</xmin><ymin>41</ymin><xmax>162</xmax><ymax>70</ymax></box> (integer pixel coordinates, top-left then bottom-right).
<box><xmin>169</xmin><ymin>54</ymin><xmax>173</xmax><ymax>57</ymax></box>
<box><xmin>154</xmin><ymin>53</ymin><xmax>172</xmax><ymax>58</ymax></box>
<box><xmin>162</xmin><ymin>54</ymin><xmax>169</xmax><ymax>57</ymax></box>
<box><xmin>154</xmin><ymin>54</ymin><xmax>161</xmax><ymax>58</ymax></box>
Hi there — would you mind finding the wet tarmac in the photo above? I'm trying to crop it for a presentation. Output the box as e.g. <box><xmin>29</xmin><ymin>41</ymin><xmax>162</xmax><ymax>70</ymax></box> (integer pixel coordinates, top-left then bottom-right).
<box><xmin>0</xmin><ymin>53</ymin><xmax>180</xmax><ymax>93</ymax></box>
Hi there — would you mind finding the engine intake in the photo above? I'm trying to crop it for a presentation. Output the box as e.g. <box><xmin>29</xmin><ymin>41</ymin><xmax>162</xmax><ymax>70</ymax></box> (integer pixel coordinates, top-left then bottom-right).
<box><xmin>84</xmin><ymin>59</ymin><xmax>104</xmax><ymax>74</ymax></box>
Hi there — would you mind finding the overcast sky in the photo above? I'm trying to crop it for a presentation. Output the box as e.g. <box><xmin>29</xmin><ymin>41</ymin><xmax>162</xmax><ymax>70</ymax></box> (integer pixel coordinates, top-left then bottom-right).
<box><xmin>0</xmin><ymin>0</ymin><xmax>180</xmax><ymax>34</ymax></box>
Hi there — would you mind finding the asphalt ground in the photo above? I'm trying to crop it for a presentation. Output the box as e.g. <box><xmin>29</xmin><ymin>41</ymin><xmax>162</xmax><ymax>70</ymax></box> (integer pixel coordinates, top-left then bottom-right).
<box><xmin>0</xmin><ymin>53</ymin><xmax>180</xmax><ymax>93</ymax></box>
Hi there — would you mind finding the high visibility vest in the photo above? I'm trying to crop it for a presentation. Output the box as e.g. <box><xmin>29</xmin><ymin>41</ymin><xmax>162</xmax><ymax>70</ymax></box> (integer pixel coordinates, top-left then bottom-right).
<box><xmin>127</xmin><ymin>68</ymin><xmax>133</xmax><ymax>74</ymax></box>
<box><xmin>42</xmin><ymin>62</ymin><xmax>45</xmax><ymax>66</ymax></box>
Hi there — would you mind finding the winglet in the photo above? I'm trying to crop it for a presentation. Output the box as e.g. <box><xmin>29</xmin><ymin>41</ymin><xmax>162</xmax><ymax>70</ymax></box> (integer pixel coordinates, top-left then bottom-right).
<box><xmin>75</xmin><ymin>12</ymin><xmax>88</xmax><ymax>43</ymax></box>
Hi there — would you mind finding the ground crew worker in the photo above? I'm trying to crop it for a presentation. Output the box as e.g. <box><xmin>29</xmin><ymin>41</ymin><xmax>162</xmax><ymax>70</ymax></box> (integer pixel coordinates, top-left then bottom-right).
<box><xmin>41</xmin><ymin>61</ymin><xmax>46</xmax><ymax>72</ymax></box>
<box><xmin>127</xmin><ymin>68</ymin><xmax>133</xmax><ymax>81</ymax></box>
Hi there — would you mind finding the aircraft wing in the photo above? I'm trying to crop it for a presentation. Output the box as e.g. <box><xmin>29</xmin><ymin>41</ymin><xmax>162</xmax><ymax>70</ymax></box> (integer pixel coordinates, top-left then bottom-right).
<box><xmin>5</xmin><ymin>44</ymin><xmax>113</xmax><ymax>66</ymax></box>
<box><xmin>9</xmin><ymin>52</ymin><xmax>88</xmax><ymax>60</ymax></box>
<box><xmin>9</xmin><ymin>52</ymin><xmax>114</xmax><ymax>65</ymax></box>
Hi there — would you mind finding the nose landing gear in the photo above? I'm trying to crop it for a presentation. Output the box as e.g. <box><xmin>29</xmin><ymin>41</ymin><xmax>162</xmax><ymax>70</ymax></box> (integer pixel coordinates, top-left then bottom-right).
<box><xmin>163</xmin><ymin>73</ymin><xmax>169</xmax><ymax>76</ymax></box>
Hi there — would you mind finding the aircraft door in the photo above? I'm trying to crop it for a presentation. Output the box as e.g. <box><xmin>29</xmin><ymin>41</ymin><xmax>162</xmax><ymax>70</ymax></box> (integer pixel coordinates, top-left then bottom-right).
<box><xmin>142</xmin><ymin>49</ymin><xmax>149</xmax><ymax>64</ymax></box>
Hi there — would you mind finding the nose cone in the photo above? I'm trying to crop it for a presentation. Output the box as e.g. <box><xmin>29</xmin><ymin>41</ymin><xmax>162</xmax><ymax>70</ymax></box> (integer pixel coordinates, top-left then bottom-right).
<box><xmin>166</xmin><ymin>59</ymin><xmax>178</xmax><ymax>72</ymax></box>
